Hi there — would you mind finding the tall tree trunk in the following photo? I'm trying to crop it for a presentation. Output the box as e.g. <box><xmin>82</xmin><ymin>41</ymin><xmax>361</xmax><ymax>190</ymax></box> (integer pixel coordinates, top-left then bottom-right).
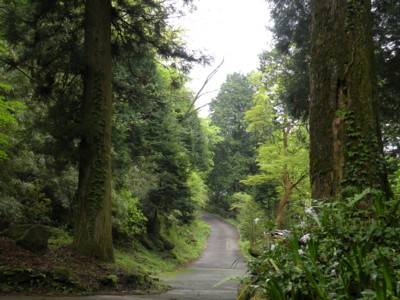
<box><xmin>74</xmin><ymin>0</ymin><xmax>114</xmax><ymax>262</ymax></box>
<box><xmin>309</xmin><ymin>0</ymin><xmax>391</xmax><ymax>200</ymax></box>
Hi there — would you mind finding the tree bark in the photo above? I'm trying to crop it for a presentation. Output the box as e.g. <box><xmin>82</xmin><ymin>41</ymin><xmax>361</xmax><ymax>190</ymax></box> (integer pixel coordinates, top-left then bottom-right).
<box><xmin>310</xmin><ymin>0</ymin><xmax>391</xmax><ymax>200</ymax></box>
<box><xmin>276</xmin><ymin>173</ymin><xmax>306</xmax><ymax>228</ymax></box>
<box><xmin>276</xmin><ymin>175</ymin><xmax>294</xmax><ymax>228</ymax></box>
<box><xmin>74</xmin><ymin>0</ymin><xmax>114</xmax><ymax>262</ymax></box>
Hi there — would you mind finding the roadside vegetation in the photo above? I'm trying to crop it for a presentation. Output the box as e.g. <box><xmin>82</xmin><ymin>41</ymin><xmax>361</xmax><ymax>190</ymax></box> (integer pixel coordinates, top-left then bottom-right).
<box><xmin>237</xmin><ymin>190</ymin><xmax>400</xmax><ymax>299</ymax></box>
<box><xmin>206</xmin><ymin>1</ymin><xmax>400</xmax><ymax>299</ymax></box>
<box><xmin>0</xmin><ymin>216</ymin><xmax>210</xmax><ymax>295</ymax></box>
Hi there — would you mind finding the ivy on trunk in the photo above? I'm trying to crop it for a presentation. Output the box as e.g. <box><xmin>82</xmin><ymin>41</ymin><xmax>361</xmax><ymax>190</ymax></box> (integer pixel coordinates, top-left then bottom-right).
<box><xmin>309</xmin><ymin>0</ymin><xmax>391</xmax><ymax>200</ymax></box>
<box><xmin>74</xmin><ymin>0</ymin><xmax>114</xmax><ymax>262</ymax></box>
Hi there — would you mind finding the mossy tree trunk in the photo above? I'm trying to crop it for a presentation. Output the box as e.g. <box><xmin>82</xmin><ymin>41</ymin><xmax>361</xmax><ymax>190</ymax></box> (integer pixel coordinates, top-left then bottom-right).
<box><xmin>74</xmin><ymin>0</ymin><xmax>114</xmax><ymax>262</ymax></box>
<box><xmin>309</xmin><ymin>0</ymin><xmax>392</xmax><ymax>200</ymax></box>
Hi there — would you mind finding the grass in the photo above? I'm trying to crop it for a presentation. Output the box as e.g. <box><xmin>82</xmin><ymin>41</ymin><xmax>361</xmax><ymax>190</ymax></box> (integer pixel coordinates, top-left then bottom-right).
<box><xmin>115</xmin><ymin>215</ymin><xmax>210</xmax><ymax>275</ymax></box>
<box><xmin>217</xmin><ymin>214</ymin><xmax>251</xmax><ymax>260</ymax></box>
<box><xmin>0</xmin><ymin>213</ymin><xmax>211</xmax><ymax>296</ymax></box>
<box><xmin>167</xmin><ymin>217</ymin><xmax>210</xmax><ymax>265</ymax></box>
<box><xmin>238</xmin><ymin>239</ymin><xmax>251</xmax><ymax>260</ymax></box>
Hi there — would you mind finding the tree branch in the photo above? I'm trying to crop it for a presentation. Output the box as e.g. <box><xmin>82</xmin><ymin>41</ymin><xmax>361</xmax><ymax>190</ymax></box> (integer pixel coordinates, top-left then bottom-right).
<box><xmin>180</xmin><ymin>58</ymin><xmax>224</xmax><ymax>122</ymax></box>
<box><xmin>292</xmin><ymin>173</ymin><xmax>307</xmax><ymax>188</ymax></box>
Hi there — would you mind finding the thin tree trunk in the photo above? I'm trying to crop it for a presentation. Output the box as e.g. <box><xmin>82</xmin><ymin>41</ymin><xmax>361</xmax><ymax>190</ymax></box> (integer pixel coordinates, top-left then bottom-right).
<box><xmin>276</xmin><ymin>173</ymin><xmax>306</xmax><ymax>228</ymax></box>
<box><xmin>309</xmin><ymin>0</ymin><xmax>391</xmax><ymax>200</ymax></box>
<box><xmin>275</xmin><ymin>124</ymin><xmax>306</xmax><ymax>228</ymax></box>
<box><xmin>276</xmin><ymin>177</ymin><xmax>294</xmax><ymax>228</ymax></box>
<box><xmin>74</xmin><ymin>0</ymin><xmax>114</xmax><ymax>262</ymax></box>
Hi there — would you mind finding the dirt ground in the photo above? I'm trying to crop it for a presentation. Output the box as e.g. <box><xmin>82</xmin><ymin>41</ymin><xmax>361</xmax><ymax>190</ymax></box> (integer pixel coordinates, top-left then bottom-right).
<box><xmin>1</xmin><ymin>212</ymin><xmax>246</xmax><ymax>300</ymax></box>
<box><xmin>0</xmin><ymin>237</ymin><xmax>158</xmax><ymax>296</ymax></box>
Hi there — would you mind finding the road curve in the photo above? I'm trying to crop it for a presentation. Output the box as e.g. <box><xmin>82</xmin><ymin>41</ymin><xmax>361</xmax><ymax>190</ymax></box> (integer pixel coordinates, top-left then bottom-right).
<box><xmin>2</xmin><ymin>211</ymin><xmax>246</xmax><ymax>300</ymax></box>
<box><xmin>150</xmin><ymin>211</ymin><xmax>247</xmax><ymax>300</ymax></box>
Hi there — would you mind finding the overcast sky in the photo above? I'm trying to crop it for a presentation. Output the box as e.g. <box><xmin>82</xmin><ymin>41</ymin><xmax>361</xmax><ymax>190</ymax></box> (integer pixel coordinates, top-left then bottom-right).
<box><xmin>174</xmin><ymin>0</ymin><xmax>273</xmax><ymax>116</ymax></box>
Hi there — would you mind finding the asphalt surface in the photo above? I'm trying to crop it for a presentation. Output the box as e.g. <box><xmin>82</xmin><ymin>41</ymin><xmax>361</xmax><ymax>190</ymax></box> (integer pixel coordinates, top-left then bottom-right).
<box><xmin>2</xmin><ymin>211</ymin><xmax>246</xmax><ymax>300</ymax></box>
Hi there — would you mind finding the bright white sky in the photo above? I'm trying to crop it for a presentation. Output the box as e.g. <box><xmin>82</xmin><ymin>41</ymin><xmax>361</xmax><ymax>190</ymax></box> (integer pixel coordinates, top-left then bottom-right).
<box><xmin>174</xmin><ymin>0</ymin><xmax>273</xmax><ymax>117</ymax></box>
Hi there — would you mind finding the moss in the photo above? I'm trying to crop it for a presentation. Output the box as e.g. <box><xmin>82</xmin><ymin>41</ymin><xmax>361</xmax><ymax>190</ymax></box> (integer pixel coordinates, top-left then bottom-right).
<box><xmin>0</xmin><ymin>266</ymin><xmax>84</xmax><ymax>294</ymax></box>
<box><xmin>310</xmin><ymin>0</ymin><xmax>389</xmax><ymax>199</ymax></box>
<box><xmin>100</xmin><ymin>274</ymin><xmax>118</xmax><ymax>288</ymax></box>
<box><xmin>0</xmin><ymin>224</ymin><xmax>37</xmax><ymax>240</ymax></box>
<box><xmin>51</xmin><ymin>268</ymin><xmax>76</xmax><ymax>284</ymax></box>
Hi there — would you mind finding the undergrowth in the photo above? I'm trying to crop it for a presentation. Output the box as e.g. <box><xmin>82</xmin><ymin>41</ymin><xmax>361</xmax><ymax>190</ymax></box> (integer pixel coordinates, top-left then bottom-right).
<box><xmin>244</xmin><ymin>189</ymin><xmax>400</xmax><ymax>299</ymax></box>
<box><xmin>0</xmin><ymin>213</ymin><xmax>210</xmax><ymax>295</ymax></box>
<box><xmin>115</xmin><ymin>216</ymin><xmax>210</xmax><ymax>275</ymax></box>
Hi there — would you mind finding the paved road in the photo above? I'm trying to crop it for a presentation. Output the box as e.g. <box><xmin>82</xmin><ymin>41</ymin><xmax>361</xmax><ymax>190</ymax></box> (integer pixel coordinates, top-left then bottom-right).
<box><xmin>3</xmin><ymin>212</ymin><xmax>246</xmax><ymax>300</ymax></box>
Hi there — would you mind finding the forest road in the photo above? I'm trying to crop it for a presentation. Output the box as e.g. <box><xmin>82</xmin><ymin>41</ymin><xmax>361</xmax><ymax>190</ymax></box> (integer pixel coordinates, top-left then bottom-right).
<box><xmin>4</xmin><ymin>211</ymin><xmax>246</xmax><ymax>300</ymax></box>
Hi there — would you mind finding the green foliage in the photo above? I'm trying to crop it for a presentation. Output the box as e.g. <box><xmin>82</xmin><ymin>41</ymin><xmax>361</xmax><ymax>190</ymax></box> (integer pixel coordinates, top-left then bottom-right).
<box><xmin>392</xmin><ymin>164</ymin><xmax>400</xmax><ymax>198</ymax></box>
<box><xmin>242</xmin><ymin>126</ymin><xmax>309</xmax><ymax>187</ymax></box>
<box><xmin>0</xmin><ymin>84</ymin><xmax>26</xmax><ymax>159</ymax></box>
<box><xmin>199</xmin><ymin>118</ymin><xmax>223</xmax><ymax>170</ymax></box>
<box><xmin>112</xmin><ymin>190</ymin><xmax>147</xmax><ymax>238</ymax></box>
<box><xmin>0</xmin><ymin>0</ymin><xmax>215</xmax><ymax>272</ymax></box>
<box><xmin>339</xmin><ymin>110</ymin><xmax>388</xmax><ymax>196</ymax></box>
<box><xmin>0</xmin><ymin>74</ymin><xmax>79</xmax><ymax>229</ymax></box>
<box><xmin>48</xmin><ymin>228</ymin><xmax>73</xmax><ymax>250</ymax></box>
<box><xmin>259</xmin><ymin>3</ymin><xmax>310</xmax><ymax>120</ymax></box>
<box><xmin>207</xmin><ymin>73</ymin><xmax>259</xmax><ymax>214</ymax></box>
<box><xmin>115</xmin><ymin>216</ymin><xmax>210</xmax><ymax>274</ymax></box>
<box><xmin>373</xmin><ymin>1</ymin><xmax>400</xmax><ymax>130</ymax></box>
<box><xmin>102</xmin><ymin>274</ymin><xmax>118</xmax><ymax>288</ymax></box>
<box><xmin>0</xmin><ymin>265</ymin><xmax>85</xmax><ymax>295</ymax></box>
<box><xmin>0</xmin><ymin>196</ymin><xmax>23</xmax><ymax>227</ymax></box>
<box><xmin>187</xmin><ymin>171</ymin><xmax>209</xmax><ymax>209</ymax></box>
<box><xmin>0</xmin><ymin>0</ymin><xmax>207</xmax><ymax>233</ymax></box>
<box><xmin>163</xmin><ymin>214</ymin><xmax>210</xmax><ymax>265</ymax></box>
<box><xmin>247</xmin><ymin>189</ymin><xmax>400</xmax><ymax>299</ymax></box>
<box><xmin>266</xmin><ymin>0</ymin><xmax>400</xmax><ymax>161</ymax></box>
<box><xmin>113</xmin><ymin>62</ymin><xmax>209</xmax><ymax>225</ymax></box>
<box><xmin>243</xmin><ymin>70</ymin><xmax>309</xmax><ymax>226</ymax></box>
<box><xmin>0</xmin><ymin>148</ymin><xmax>78</xmax><ymax>229</ymax></box>
<box><xmin>230</xmin><ymin>192</ymin><xmax>266</xmax><ymax>243</ymax></box>
<box><xmin>3</xmin><ymin>145</ymin><xmax>78</xmax><ymax>219</ymax></box>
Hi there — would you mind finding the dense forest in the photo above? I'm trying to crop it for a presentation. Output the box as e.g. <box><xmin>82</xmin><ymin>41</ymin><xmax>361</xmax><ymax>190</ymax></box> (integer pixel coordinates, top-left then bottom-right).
<box><xmin>1</xmin><ymin>0</ymin><xmax>400</xmax><ymax>298</ymax></box>
<box><xmin>0</xmin><ymin>0</ymin><xmax>214</xmax><ymax>293</ymax></box>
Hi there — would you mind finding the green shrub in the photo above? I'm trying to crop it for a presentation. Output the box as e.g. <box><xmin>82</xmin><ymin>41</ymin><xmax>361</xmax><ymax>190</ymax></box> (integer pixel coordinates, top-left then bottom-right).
<box><xmin>0</xmin><ymin>83</ymin><xmax>26</xmax><ymax>160</ymax></box>
<box><xmin>0</xmin><ymin>148</ymin><xmax>78</xmax><ymax>229</ymax></box>
<box><xmin>0</xmin><ymin>196</ymin><xmax>23</xmax><ymax>228</ymax></box>
<box><xmin>112</xmin><ymin>189</ymin><xmax>147</xmax><ymax>238</ymax></box>
<box><xmin>392</xmin><ymin>164</ymin><xmax>400</xmax><ymax>198</ymax></box>
<box><xmin>230</xmin><ymin>192</ymin><xmax>267</xmax><ymax>243</ymax></box>
<box><xmin>187</xmin><ymin>171</ymin><xmax>209</xmax><ymax>209</ymax></box>
<box><xmin>247</xmin><ymin>189</ymin><xmax>400</xmax><ymax>299</ymax></box>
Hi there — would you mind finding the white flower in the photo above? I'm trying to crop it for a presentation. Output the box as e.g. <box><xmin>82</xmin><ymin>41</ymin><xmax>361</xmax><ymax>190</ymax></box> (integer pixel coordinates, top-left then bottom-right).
<box><xmin>305</xmin><ymin>207</ymin><xmax>314</xmax><ymax>214</ymax></box>
<box><xmin>329</xmin><ymin>261</ymin><xmax>339</xmax><ymax>276</ymax></box>
<box><xmin>300</xmin><ymin>233</ymin><xmax>311</xmax><ymax>243</ymax></box>
<box><xmin>270</xmin><ymin>244</ymin><xmax>276</xmax><ymax>251</ymax></box>
<box><xmin>298</xmin><ymin>221</ymin><xmax>306</xmax><ymax>228</ymax></box>
<box><xmin>254</xmin><ymin>217</ymin><xmax>260</xmax><ymax>224</ymax></box>
<box><xmin>298</xmin><ymin>249</ymin><xmax>305</xmax><ymax>255</ymax></box>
